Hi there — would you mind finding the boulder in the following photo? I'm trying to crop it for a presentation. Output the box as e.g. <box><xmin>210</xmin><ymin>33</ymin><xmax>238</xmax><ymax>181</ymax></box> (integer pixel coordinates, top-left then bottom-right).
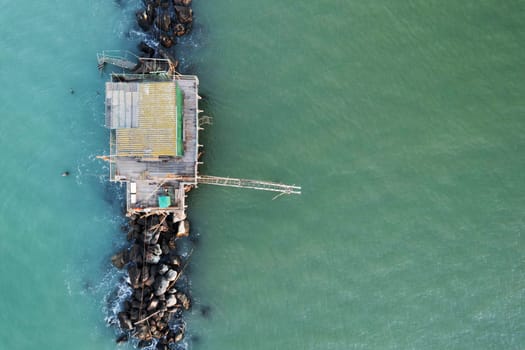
<box><xmin>129</xmin><ymin>244</ymin><xmax>142</xmax><ymax>264</ymax></box>
<box><xmin>176</xmin><ymin>292</ymin><xmax>191</xmax><ymax>310</ymax></box>
<box><xmin>116</xmin><ymin>333</ymin><xmax>128</xmax><ymax>344</ymax></box>
<box><xmin>157</xmin><ymin>264</ymin><xmax>168</xmax><ymax>275</ymax></box>
<box><xmin>174</xmin><ymin>23</ymin><xmax>186</xmax><ymax>37</ymax></box>
<box><xmin>166</xmin><ymin>253</ymin><xmax>180</xmax><ymax>267</ymax></box>
<box><xmin>173</xmin><ymin>0</ymin><xmax>191</xmax><ymax>5</ymax></box>
<box><xmin>141</xmin><ymin>265</ymin><xmax>150</xmax><ymax>283</ymax></box>
<box><xmin>165</xmin><ymin>269</ymin><xmax>178</xmax><ymax>282</ymax></box>
<box><xmin>145</xmin><ymin>2</ymin><xmax>156</xmax><ymax>22</ymax></box>
<box><xmin>138</xmin><ymin>41</ymin><xmax>155</xmax><ymax>58</ymax></box>
<box><xmin>167</xmin><ymin>235</ymin><xmax>177</xmax><ymax>250</ymax></box>
<box><xmin>174</xmin><ymin>6</ymin><xmax>193</xmax><ymax>24</ymax></box>
<box><xmin>111</xmin><ymin>249</ymin><xmax>129</xmax><ymax>269</ymax></box>
<box><xmin>176</xmin><ymin>220</ymin><xmax>190</xmax><ymax>238</ymax></box>
<box><xmin>159</xmin><ymin>34</ymin><xmax>174</xmax><ymax>48</ymax></box>
<box><xmin>147</xmin><ymin>298</ymin><xmax>159</xmax><ymax>311</ymax></box>
<box><xmin>136</xmin><ymin>11</ymin><xmax>152</xmax><ymax>31</ymax></box>
<box><xmin>161</xmin><ymin>240</ymin><xmax>170</xmax><ymax>255</ymax></box>
<box><xmin>145</xmin><ymin>252</ymin><xmax>161</xmax><ymax>264</ymax></box>
<box><xmin>174</xmin><ymin>327</ymin><xmax>185</xmax><ymax>342</ymax></box>
<box><xmin>143</xmin><ymin>229</ymin><xmax>154</xmax><ymax>244</ymax></box>
<box><xmin>165</xmin><ymin>294</ymin><xmax>177</xmax><ymax>308</ymax></box>
<box><xmin>154</xmin><ymin>277</ymin><xmax>169</xmax><ymax>296</ymax></box>
<box><xmin>118</xmin><ymin>312</ymin><xmax>133</xmax><ymax>330</ymax></box>
<box><xmin>131</xmin><ymin>299</ymin><xmax>142</xmax><ymax>309</ymax></box>
<box><xmin>148</xmin><ymin>244</ymin><xmax>162</xmax><ymax>256</ymax></box>
<box><xmin>150</xmin><ymin>230</ymin><xmax>161</xmax><ymax>245</ymax></box>
<box><xmin>128</xmin><ymin>265</ymin><xmax>141</xmax><ymax>289</ymax></box>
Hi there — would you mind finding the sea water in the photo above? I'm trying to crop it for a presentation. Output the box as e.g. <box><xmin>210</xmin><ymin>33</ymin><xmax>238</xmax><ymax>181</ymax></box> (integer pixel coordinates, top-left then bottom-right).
<box><xmin>0</xmin><ymin>0</ymin><xmax>524</xmax><ymax>349</ymax></box>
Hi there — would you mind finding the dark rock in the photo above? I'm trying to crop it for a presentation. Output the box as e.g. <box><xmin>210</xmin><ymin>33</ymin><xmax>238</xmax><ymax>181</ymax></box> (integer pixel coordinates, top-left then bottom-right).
<box><xmin>145</xmin><ymin>2</ymin><xmax>156</xmax><ymax>22</ymax></box>
<box><xmin>161</xmin><ymin>240</ymin><xmax>170</xmax><ymax>255</ymax></box>
<box><xmin>116</xmin><ymin>333</ymin><xmax>129</xmax><ymax>343</ymax></box>
<box><xmin>132</xmin><ymin>299</ymin><xmax>142</xmax><ymax>309</ymax></box>
<box><xmin>138</xmin><ymin>339</ymin><xmax>153</xmax><ymax>348</ymax></box>
<box><xmin>200</xmin><ymin>305</ymin><xmax>211</xmax><ymax>318</ymax></box>
<box><xmin>154</xmin><ymin>277</ymin><xmax>169</xmax><ymax>296</ymax></box>
<box><xmin>176</xmin><ymin>220</ymin><xmax>189</xmax><ymax>238</ymax></box>
<box><xmin>123</xmin><ymin>300</ymin><xmax>132</xmax><ymax>312</ymax></box>
<box><xmin>166</xmin><ymin>253</ymin><xmax>180</xmax><ymax>267</ymax></box>
<box><xmin>150</xmin><ymin>230</ymin><xmax>161</xmax><ymax>245</ymax></box>
<box><xmin>165</xmin><ymin>294</ymin><xmax>177</xmax><ymax>308</ymax></box>
<box><xmin>173</xmin><ymin>0</ymin><xmax>191</xmax><ymax>5</ymax></box>
<box><xmin>143</xmin><ymin>229</ymin><xmax>155</xmax><ymax>244</ymax></box>
<box><xmin>174</xmin><ymin>6</ymin><xmax>193</xmax><ymax>23</ymax></box>
<box><xmin>144</xmin><ymin>273</ymin><xmax>156</xmax><ymax>287</ymax></box>
<box><xmin>174</xmin><ymin>326</ymin><xmax>185</xmax><ymax>342</ymax></box>
<box><xmin>128</xmin><ymin>265</ymin><xmax>142</xmax><ymax>288</ymax></box>
<box><xmin>159</xmin><ymin>34</ymin><xmax>174</xmax><ymax>48</ymax></box>
<box><xmin>136</xmin><ymin>11</ymin><xmax>152</xmax><ymax>31</ymax></box>
<box><xmin>167</xmin><ymin>235</ymin><xmax>177</xmax><ymax>250</ymax></box>
<box><xmin>141</xmin><ymin>265</ymin><xmax>150</xmax><ymax>282</ymax></box>
<box><xmin>176</xmin><ymin>292</ymin><xmax>191</xmax><ymax>310</ymax></box>
<box><xmin>157</xmin><ymin>264</ymin><xmax>168</xmax><ymax>275</ymax></box>
<box><xmin>148</xmin><ymin>244</ymin><xmax>162</xmax><ymax>256</ymax></box>
<box><xmin>130</xmin><ymin>308</ymin><xmax>140</xmax><ymax>322</ymax></box>
<box><xmin>145</xmin><ymin>252</ymin><xmax>161</xmax><ymax>264</ymax></box>
<box><xmin>138</xmin><ymin>41</ymin><xmax>155</xmax><ymax>58</ymax></box>
<box><xmin>147</xmin><ymin>298</ymin><xmax>159</xmax><ymax>311</ymax></box>
<box><xmin>111</xmin><ymin>249</ymin><xmax>129</xmax><ymax>269</ymax></box>
<box><xmin>118</xmin><ymin>312</ymin><xmax>133</xmax><ymax>330</ymax></box>
<box><xmin>129</xmin><ymin>244</ymin><xmax>142</xmax><ymax>264</ymax></box>
<box><xmin>174</xmin><ymin>23</ymin><xmax>186</xmax><ymax>37</ymax></box>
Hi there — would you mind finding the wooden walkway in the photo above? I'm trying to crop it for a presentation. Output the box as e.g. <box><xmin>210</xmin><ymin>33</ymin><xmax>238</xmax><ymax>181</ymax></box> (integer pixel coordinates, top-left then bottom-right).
<box><xmin>97</xmin><ymin>52</ymin><xmax>138</xmax><ymax>70</ymax></box>
<box><xmin>197</xmin><ymin>175</ymin><xmax>301</xmax><ymax>195</ymax></box>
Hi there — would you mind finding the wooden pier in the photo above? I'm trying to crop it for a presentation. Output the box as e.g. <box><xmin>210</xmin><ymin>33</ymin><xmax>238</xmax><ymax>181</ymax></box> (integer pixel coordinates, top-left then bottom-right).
<box><xmin>99</xmin><ymin>52</ymin><xmax>300</xmax><ymax>219</ymax></box>
<box><xmin>197</xmin><ymin>175</ymin><xmax>301</xmax><ymax>194</ymax></box>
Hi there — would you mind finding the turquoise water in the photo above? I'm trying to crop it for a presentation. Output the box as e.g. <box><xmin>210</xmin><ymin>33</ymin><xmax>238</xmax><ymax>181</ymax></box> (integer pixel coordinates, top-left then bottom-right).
<box><xmin>1</xmin><ymin>0</ymin><xmax>524</xmax><ymax>349</ymax></box>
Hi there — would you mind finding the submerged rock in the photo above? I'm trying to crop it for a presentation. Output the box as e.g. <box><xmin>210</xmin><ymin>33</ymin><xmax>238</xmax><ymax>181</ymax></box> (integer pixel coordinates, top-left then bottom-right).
<box><xmin>118</xmin><ymin>312</ymin><xmax>133</xmax><ymax>330</ymax></box>
<box><xmin>111</xmin><ymin>249</ymin><xmax>129</xmax><ymax>269</ymax></box>
<box><xmin>116</xmin><ymin>333</ymin><xmax>129</xmax><ymax>343</ymax></box>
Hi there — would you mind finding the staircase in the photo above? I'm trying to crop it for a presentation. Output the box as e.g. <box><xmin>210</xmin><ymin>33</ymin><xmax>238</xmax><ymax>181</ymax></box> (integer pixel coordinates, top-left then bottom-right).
<box><xmin>97</xmin><ymin>51</ymin><xmax>139</xmax><ymax>71</ymax></box>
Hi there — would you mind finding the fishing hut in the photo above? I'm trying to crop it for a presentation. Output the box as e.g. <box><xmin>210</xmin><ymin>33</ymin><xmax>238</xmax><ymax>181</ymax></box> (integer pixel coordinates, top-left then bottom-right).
<box><xmin>99</xmin><ymin>51</ymin><xmax>300</xmax><ymax>220</ymax></box>
<box><xmin>100</xmin><ymin>52</ymin><xmax>199</xmax><ymax>221</ymax></box>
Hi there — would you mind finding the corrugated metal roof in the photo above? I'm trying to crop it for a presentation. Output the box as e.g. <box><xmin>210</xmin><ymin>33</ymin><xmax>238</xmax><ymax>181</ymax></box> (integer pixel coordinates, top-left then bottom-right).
<box><xmin>105</xmin><ymin>82</ymin><xmax>139</xmax><ymax>129</ymax></box>
<box><xmin>108</xmin><ymin>81</ymin><xmax>178</xmax><ymax>157</ymax></box>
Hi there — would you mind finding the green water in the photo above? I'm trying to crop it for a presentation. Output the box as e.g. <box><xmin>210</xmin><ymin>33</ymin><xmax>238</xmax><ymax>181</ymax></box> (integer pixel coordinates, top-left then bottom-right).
<box><xmin>0</xmin><ymin>0</ymin><xmax>524</xmax><ymax>349</ymax></box>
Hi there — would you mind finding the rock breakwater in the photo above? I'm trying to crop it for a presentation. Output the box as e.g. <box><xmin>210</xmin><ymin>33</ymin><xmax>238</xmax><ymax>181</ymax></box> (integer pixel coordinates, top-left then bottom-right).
<box><xmin>136</xmin><ymin>0</ymin><xmax>193</xmax><ymax>50</ymax></box>
<box><xmin>110</xmin><ymin>214</ymin><xmax>193</xmax><ymax>348</ymax></box>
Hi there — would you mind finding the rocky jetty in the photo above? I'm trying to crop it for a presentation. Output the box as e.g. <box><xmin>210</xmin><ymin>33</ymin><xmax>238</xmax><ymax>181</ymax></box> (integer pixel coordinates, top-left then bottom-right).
<box><xmin>110</xmin><ymin>214</ymin><xmax>193</xmax><ymax>348</ymax></box>
<box><xmin>136</xmin><ymin>0</ymin><xmax>193</xmax><ymax>49</ymax></box>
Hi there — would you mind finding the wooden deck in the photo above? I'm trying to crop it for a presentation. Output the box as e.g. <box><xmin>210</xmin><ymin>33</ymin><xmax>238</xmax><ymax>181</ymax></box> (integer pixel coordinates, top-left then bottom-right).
<box><xmin>112</xmin><ymin>75</ymin><xmax>199</xmax><ymax>182</ymax></box>
<box><xmin>105</xmin><ymin>74</ymin><xmax>199</xmax><ymax>216</ymax></box>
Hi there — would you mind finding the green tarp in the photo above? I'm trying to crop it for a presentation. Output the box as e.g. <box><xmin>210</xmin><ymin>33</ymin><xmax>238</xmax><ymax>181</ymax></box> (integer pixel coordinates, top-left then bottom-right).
<box><xmin>158</xmin><ymin>196</ymin><xmax>171</xmax><ymax>208</ymax></box>
<box><xmin>176</xmin><ymin>82</ymin><xmax>184</xmax><ymax>157</ymax></box>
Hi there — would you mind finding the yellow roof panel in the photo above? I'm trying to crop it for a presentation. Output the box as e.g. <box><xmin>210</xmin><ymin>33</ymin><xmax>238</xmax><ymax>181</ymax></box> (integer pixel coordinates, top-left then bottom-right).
<box><xmin>115</xmin><ymin>82</ymin><xmax>178</xmax><ymax>157</ymax></box>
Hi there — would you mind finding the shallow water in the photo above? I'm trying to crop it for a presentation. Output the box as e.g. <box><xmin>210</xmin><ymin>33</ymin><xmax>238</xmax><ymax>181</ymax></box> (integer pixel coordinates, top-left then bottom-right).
<box><xmin>0</xmin><ymin>0</ymin><xmax>524</xmax><ymax>349</ymax></box>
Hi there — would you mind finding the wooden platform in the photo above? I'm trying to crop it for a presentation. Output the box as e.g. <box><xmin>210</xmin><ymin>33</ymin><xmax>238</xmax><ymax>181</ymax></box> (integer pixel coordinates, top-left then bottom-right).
<box><xmin>105</xmin><ymin>75</ymin><xmax>200</xmax><ymax>216</ymax></box>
